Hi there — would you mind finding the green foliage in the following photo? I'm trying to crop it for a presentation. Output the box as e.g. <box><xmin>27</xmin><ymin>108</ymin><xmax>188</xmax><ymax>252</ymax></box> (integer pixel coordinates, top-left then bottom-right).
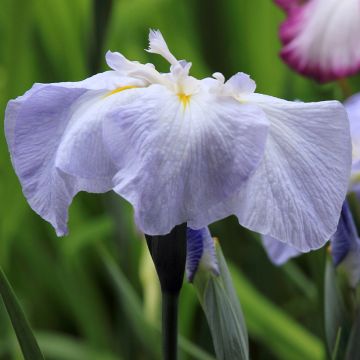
<box><xmin>1</xmin><ymin>0</ymin><xmax>353</xmax><ymax>358</ymax></box>
<box><xmin>194</xmin><ymin>242</ymin><xmax>249</xmax><ymax>360</ymax></box>
<box><xmin>0</xmin><ymin>267</ymin><xmax>45</xmax><ymax>360</ymax></box>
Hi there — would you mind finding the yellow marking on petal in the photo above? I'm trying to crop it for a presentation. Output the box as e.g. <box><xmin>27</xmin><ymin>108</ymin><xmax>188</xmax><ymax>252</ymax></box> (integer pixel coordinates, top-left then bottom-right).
<box><xmin>105</xmin><ymin>85</ymin><xmax>137</xmax><ymax>97</ymax></box>
<box><xmin>178</xmin><ymin>93</ymin><xmax>191</xmax><ymax>108</ymax></box>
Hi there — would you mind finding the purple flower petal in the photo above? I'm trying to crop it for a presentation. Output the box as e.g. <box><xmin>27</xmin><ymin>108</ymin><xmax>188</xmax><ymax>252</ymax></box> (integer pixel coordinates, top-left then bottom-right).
<box><xmin>194</xmin><ymin>95</ymin><xmax>351</xmax><ymax>251</ymax></box>
<box><xmin>345</xmin><ymin>93</ymin><xmax>360</xmax><ymax>172</ymax></box>
<box><xmin>104</xmin><ymin>84</ymin><xmax>269</xmax><ymax>236</ymax></box>
<box><xmin>262</xmin><ymin>235</ymin><xmax>301</xmax><ymax>265</ymax></box>
<box><xmin>331</xmin><ymin>201</ymin><xmax>360</xmax><ymax>287</ymax></box>
<box><xmin>5</xmin><ymin>72</ymin><xmax>138</xmax><ymax>235</ymax></box>
<box><xmin>186</xmin><ymin>227</ymin><xmax>219</xmax><ymax>282</ymax></box>
<box><xmin>331</xmin><ymin>202</ymin><xmax>357</xmax><ymax>266</ymax></box>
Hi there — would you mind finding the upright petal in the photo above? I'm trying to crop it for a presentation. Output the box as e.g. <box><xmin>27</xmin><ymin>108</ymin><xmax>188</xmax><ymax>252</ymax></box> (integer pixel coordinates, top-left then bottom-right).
<box><xmin>146</xmin><ymin>29</ymin><xmax>178</xmax><ymax>65</ymax></box>
<box><xmin>223</xmin><ymin>72</ymin><xmax>256</xmax><ymax>97</ymax></box>
<box><xmin>262</xmin><ymin>235</ymin><xmax>301</xmax><ymax>265</ymax></box>
<box><xmin>186</xmin><ymin>227</ymin><xmax>219</xmax><ymax>282</ymax></box>
<box><xmin>278</xmin><ymin>0</ymin><xmax>360</xmax><ymax>82</ymax></box>
<box><xmin>104</xmin><ymin>84</ymin><xmax>269</xmax><ymax>235</ymax></box>
<box><xmin>5</xmin><ymin>72</ymin><xmax>139</xmax><ymax>235</ymax></box>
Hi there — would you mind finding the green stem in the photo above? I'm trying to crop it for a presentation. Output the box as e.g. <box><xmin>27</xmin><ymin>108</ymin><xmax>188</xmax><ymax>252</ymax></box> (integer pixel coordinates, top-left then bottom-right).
<box><xmin>145</xmin><ymin>224</ymin><xmax>187</xmax><ymax>360</ymax></box>
<box><xmin>162</xmin><ymin>292</ymin><xmax>179</xmax><ymax>360</ymax></box>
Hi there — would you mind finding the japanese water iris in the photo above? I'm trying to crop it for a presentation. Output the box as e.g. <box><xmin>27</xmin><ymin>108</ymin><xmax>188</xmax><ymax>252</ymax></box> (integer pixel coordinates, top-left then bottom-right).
<box><xmin>5</xmin><ymin>29</ymin><xmax>351</xmax><ymax>252</ymax></box>
<box><xmin>276</xmin><ymin>0</ymin><xmax>360</xmax><ymax>82</ymax></box>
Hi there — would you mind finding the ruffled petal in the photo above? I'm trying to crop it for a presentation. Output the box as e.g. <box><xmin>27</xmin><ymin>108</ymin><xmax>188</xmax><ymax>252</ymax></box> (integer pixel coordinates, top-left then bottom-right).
<box><xmin>5</xmin><ymin>72</ymin><xmax>138</xmax><ymax>236</ymax></box>
<box><xmin>104</xmin><ymin>84</ymin><xmax>269</xmax><ymax>235</ymax></box>
<box><xmin>237</xmin><ymin>95</ymin><xmax>351</xmax><ymax>250</ymax></box>
<box><xmin>186</xmin><ymin>227</ymin><xmax>219</xmax><ymax>282</ymax></box>
<box><xmin>262</xmin><ymin>235</ymin><xmax>301</xmax><ymax>265</ymax></box>
<box><xmin>278</xmin><ymin>0</ymin><xmax>360</xmax><ymax>82</ymax></box>
<box><xmin>196</xmin><ymin>94</ymin><xmax>351</xmax><ymax>251</ymax></box>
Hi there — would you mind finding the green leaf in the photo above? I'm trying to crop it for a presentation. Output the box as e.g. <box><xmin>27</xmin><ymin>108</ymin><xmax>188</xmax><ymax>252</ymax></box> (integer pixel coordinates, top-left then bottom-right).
<box><xmin>37</xmin><ymin>332</ymin><xmax>120</xmax><ymax>360</ymax></box>
<box><xmin>194</xmin><ymin>241</ymin><xmax>249</xmax><ymax>360</ymax></box>
<box><xmin>324</xmin><ymin>257</ymin><xmax>351</xmax><ymax>359</ymax></box>
<box><xmin>99</xmin><ymin>245</ymin><xmax>215</xmax><ymax>360</ymax></box>
<box><xmin>0</xmin><ymin>266</ymin><xmax>45</xmax><ymax>360</ymax></box>
<box><xmin>229</xmin><ymin>263</ymin><xmax>325</xmax><ymax>360</ymax></box>
<box><xmin>345</xmin><ymin>307</ymin><xmax>360</xmax><ymax>359</ymax></box>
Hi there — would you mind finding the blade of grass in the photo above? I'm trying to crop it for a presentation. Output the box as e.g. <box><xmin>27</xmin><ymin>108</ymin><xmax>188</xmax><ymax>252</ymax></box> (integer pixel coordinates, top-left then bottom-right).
<box><xmin>37</xmin><ymin>332</ymin><xmax>120</xmax><ymax>360</ymax></box>
<box><xmin>229</xmin><ymin>263</ymin><xmax>325</xmax><ymax>360</ymax></box>
<box><xmin>99</xmin><ymin>245</ymin><xmax>215</xmax><ymax>360</ymax></box>
<box><xmin>0</xmin><ymin>266</ymin><xmax>45</xmax><ymax>360</ymax></box>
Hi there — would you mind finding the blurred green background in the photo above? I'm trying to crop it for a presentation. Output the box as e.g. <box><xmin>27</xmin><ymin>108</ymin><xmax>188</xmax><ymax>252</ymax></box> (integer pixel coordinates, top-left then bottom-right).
<box><xmin>0</xmin><ymin>0</ymin><xmax>352</xmax><ymax>359</ymax></box>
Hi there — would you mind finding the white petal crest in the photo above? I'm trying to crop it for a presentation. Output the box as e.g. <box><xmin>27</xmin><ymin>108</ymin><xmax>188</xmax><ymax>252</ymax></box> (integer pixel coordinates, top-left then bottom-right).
<box><xmin>146</xmin><ymin>29</ymin><xmax>178</xmax><ymax>65</ymax></box>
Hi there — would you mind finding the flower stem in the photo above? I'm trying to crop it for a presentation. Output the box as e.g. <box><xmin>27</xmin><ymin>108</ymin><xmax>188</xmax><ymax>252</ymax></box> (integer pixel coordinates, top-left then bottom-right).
<box><xmin>145</xmin><ymin>224</ymin><xmax>187</xmax><ymax>360</ymax></box>
<box><xmin>162</xmin><ymin>292</ymin><xmax>179</xmax><ymax>360</ymax></box>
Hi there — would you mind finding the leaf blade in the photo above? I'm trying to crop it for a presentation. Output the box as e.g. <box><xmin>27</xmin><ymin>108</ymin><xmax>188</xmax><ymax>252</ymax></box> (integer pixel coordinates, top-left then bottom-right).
<box><xmin>194</xmin><ymin>242</ymin><xmax>249</xmax><ymax>360</ymax></box>
<box><xmin>0</xmin><ymin>266</ymin><xmax>45</xmax><ymax>360</ymax></box>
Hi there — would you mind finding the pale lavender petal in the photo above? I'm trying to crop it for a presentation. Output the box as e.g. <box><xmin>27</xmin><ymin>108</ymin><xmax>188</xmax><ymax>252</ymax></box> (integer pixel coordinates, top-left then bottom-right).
<box><xmin>194</xmin><ymin>95</ymin><xmax>351</xmax><ymax>251</ymax></box>
<box><xmin>186</xmin><ymin>227</ymin><xmax>219</xmax><ymax>282</ymax></box>
<box><xmin>104</xmin><ymin>84</ymin><xmax>269</xmax><ymax>235</ymax></box>
<box><xmin>5</xmin><ymin>72</ymin><xmax>137</xmax><ymax>236</ymax></box>
<box><xmin>345</xmin><ymin>93</ymin><xmax>360</xmax><ymax>172</ymax></box>
<box><xmin>224</xmin><ymin>72</ymin><xmax>256</xmax><ymax>95</ymax></box>
<box><xmin>235</xmin><ymin>95</ymin><xmax>351</xmax><ymax>251</ymax></box>
<box><xmin>277</xmin><ymin>0</ymin><xmax>360</xmax><ymax>82</ymax></box>
<box><xmin>262</xmin><ymin>235</ymin><xmax>301</xmax><ymax>265</ymax></box>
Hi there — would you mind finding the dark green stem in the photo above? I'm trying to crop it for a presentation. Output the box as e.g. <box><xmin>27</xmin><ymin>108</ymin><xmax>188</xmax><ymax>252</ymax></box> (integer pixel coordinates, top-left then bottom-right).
<box><xmin>145</xmin><ymin>223</ymin><xmax>187</xmax><ymax>360</ymax></box>
<box><xmin>162</xmin><ymin>292</ymin><xmax>179</xmax><ymax>360</ymax></box>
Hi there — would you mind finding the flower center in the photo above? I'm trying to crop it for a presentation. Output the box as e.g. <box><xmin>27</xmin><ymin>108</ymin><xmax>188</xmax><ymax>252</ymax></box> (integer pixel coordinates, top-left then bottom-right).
<box><xmin>177</xmin><ymin>93</ymin><xmax>191</xmax><ymax>108</ymax></box>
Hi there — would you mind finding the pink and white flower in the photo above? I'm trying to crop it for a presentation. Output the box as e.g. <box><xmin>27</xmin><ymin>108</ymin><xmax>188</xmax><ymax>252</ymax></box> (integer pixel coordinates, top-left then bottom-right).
<box><xmin>276</xmin><ymin>0</ymin><xmax>360</xmax><ymax>82</ymax></box>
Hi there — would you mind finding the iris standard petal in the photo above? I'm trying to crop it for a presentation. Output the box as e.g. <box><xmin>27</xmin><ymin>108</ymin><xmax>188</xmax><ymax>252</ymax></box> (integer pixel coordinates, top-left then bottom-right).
<box><xmin>262</xmin><ymin>235</ymin><xmax>301</xmax><ymax>265</ymax></box>
<box><xmin>186</xmin><ymin>227</ymin><xmax>219</xmax><ymax>282</ymax></box>
<box><xmin>104</xmin><ymin>84</ymin><xmax>269</xmax><ymax>235</ymax></box>
<box><xmin>277</xmin><ymin>0</ymin><xmax>360</xmax><ymax>82</ymax></box>
<box><xmin>5</xmin><ymin>72</ymin><xmax>139</xmax><ymax>236</ymax></box>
